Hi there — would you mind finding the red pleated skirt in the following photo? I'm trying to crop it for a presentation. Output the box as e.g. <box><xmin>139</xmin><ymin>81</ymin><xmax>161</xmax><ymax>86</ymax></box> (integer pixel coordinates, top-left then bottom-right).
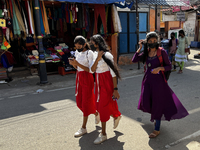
<box><xmin>75</xmin><ymin>71</ymin><xmax>96</xmax><ymax>116</ymax></box>
<box><xmin>95</xmin><ymin>71</ymin><xmax>121</xmax><ymax>122</ymax></box>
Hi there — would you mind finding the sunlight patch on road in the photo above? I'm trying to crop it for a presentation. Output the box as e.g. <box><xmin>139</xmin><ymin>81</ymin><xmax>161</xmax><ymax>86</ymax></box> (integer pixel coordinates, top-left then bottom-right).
<box><xmin>186</xmin><ymin>141</ymin><xmax>200</xmax><ymax>150</ymax></box>
<box><xmin>40</xmin><ymin>99</ymin><xmax>76</xmax><ymax>110</ymax></box>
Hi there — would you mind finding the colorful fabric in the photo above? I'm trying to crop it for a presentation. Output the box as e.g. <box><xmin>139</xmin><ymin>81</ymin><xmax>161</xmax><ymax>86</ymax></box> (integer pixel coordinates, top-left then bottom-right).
<box><xmin>42</xmin><ymin>1</ymin><xmax>50</xmax><ymax>35</ymax></box>
<box><xmin>11</xmin><ymin>0</ymin><xmax>20</xmax><ymax>35</ymax></box>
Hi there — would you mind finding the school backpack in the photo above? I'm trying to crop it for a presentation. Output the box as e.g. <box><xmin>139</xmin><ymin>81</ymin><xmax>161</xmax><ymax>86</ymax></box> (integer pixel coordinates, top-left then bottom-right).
<box><xmin>157</xmin><ymin>47</ymin><xmax>171</xmax><ymax>82</ymax></box>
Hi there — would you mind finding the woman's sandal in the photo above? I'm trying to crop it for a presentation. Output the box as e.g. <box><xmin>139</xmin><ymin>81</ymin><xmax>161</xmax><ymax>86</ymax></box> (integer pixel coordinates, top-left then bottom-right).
<box><xmin>149</xmin><ymin>130</ymin><xmax>160</xmax><ymax>138</ymax></box>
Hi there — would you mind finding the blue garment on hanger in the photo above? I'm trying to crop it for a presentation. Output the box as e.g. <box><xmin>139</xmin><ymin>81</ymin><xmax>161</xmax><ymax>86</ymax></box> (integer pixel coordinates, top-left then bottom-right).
<box><xmin>38</xmin><ymin>3</ymin><xmax>45</xmax><ymax>35</ymax></box>
<box><xmin>1</xmin><ymin>54</ymin><xmax>13</xmax><ymax>69</ymax></box>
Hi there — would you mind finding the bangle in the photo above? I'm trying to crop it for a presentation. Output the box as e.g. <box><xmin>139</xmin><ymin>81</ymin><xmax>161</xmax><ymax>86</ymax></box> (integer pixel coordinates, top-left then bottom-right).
<box><xmin>114</xmin><ymin>87</ymin><xmax>118</xmax><ymax>90</ymax></box>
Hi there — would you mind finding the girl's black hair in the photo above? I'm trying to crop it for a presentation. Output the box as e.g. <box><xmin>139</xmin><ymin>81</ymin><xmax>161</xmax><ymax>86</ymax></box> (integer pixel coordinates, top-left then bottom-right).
<box><xmin>169</xmin><ymin>32</ymin><xmax>175</xmax><ymax>47</ymax></box>
<box><xmin>74</xmin><ymin>35</ymin><xmax>90</xmax><ymax>50</ymax></box>
<box><xmin>179</xmin><ymin>30</ymin><xmax>185</xmax><ymax>36</ymax></box>
<box><xmin>142</xmin><ymin>32</ymin><xmax>159</xmax><ymax>64</ymax></box>
<box><xmin>90</xmin><ymin>34</ymin><xmax>121</xmax><ymax>79</ymax></box>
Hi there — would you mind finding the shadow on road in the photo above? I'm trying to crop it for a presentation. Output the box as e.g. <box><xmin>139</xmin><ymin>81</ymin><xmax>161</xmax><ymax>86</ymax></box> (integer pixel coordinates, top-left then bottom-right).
<box><xmin>79</xmin><ymin>126</ymin><xmax>124</xmax><ymax>150</ymax></box>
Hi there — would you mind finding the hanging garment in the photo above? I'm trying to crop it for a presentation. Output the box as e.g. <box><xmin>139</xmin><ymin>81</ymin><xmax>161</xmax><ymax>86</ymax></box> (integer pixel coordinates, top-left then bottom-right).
<box><xmin>21</xmin><ymin>7</ymin><xmax>29</xmax><ymax>35</ymax></box>
<box><xmin>6</xmin><ymin>0</ymin><xmax>11</xmax><ymax>18</ymax></box>
<box><xmin>37</xmin><ymin>1</ymin><xmax>45</xmax><ymax>35</ymax></box>
<box><xmin>111</xmin><ymin>4</ymin><xmax>122</xmax><ymax>33</ymax></box>
<box><xmin>1</xmin><ymin>53</ymin><xmax>13</xmax><ymax>69</ymax></box>
<box><xmin>69</xmin><ymin>10</ymin><xmax>73</xmax><ymax>23</ymax></box>
<box><xmin>9</xmin><ymin>0</ymin><xmax>13</xmax><ymax>18</ymax></box>
<box><xmin>65</xmin><ymin>3</ymin><xmax>70</xmax><ymax>23</ymax></box>
<box><xmin>42</xmin><ymin>1</ymin><xmax>50</xmax><ymax>35</ymax></box>
<box><xmin>11</xmin><ymin>0</ymin><xmax>21</xmax><ymax>35</ymax></box>
<box><xmin>94</xmin><ymin>4</ymin><xmax>107</xmax><ymax>35</ymax></box>
<box><xmin>6</xmin><ymin>28</ymin><xmax>10</xmax><ymax>41</ymax></box>
<box><xmin>24</xmin><ymin>1</ymin><xmax>32</xmax><ymax>34</ymax></box>
<box><xmin>30</xmin><ymin>0</ymin><xmax>36</xmax><ymax>37</ymax></box>
<box><xmin>13</xmin><ymin>1</ymin><xmax>26</xmax><ymax>36</ymax></box>
<box><xmin>76</xmin><ymin>4</ymin><xmax>85</xmax><ymax>29</ymax></box>
<box><xmin>27</xmin><ymin>1</ymin><xmax>34</xmax><ymax>34</ymax></box>
<box><xmin>61</xmin><ymin>3</ymin><xmax>66</xmax><ymax>20</ymax></box>
<box><xmin>39</xmin><ymin>1</ymin><xmax>46</xmax><ymax>34</ymax></box>
<box><xmin>71</xmin><ymin>4</ymin><xmax>77</xmax><ymax>23</ymax></box>
<box><xmin>63</xmin><ymin>19</ymin><xmax>67</xmax><ymax>32</ymax></box>
<box><xmin>5</xmin><ymin>51</ymin><xmax>14</xmax><ymax>66</ymax></box>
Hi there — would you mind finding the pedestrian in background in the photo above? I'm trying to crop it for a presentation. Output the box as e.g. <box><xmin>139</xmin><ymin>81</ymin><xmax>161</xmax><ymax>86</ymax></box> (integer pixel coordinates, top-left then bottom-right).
<box><xmin>169</xmin><ymin>32</ymin><xmax>178</xmax><ymax>72</ymax></box>
<box><xmin>175</xmin><ymin>30</ymin><xmax>189</xmax><ymax>74</ymax></box>
<box><xmin>90</xmin><ymin>34</ymin><xmax>122</xmax><ymax>144</ymax></box>
<box><xmin>69</xmin><ymin>36</ymin><xmax>100</xmax><ymax>138</ymax></box>
<box><xmin>132</xmin><ymin>32</ymin><xmax>189</xmax><ymax>138</ymax></box>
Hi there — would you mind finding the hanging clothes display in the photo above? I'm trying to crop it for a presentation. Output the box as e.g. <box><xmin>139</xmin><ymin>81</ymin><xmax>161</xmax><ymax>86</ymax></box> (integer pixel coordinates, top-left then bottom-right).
<box><xmin>0</xmin><ymin>0</ymin><xmax>123</xmax><ymax>76</ymax></box>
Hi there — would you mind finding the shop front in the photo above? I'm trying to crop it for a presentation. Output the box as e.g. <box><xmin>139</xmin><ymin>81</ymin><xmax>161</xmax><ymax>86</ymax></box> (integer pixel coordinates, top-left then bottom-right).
<box><xmin>0</xmin><ymin>0</ymin><xmax>123</xmax><ymax>81</ymax></box>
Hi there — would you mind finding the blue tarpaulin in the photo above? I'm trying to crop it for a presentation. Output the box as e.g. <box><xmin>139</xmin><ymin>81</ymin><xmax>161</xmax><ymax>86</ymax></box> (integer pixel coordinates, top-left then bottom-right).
<box><xmin>56</xmin><ymin>0</ymin><xmax>125</xmax><ymax>4</ymax></box>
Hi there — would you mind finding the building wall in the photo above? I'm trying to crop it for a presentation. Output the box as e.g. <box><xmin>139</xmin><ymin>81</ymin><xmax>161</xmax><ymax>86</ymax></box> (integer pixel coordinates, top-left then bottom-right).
<box><xmin>183</xmin><ymin>13</ymin><xmax>196</xmax><ymax>44</ymax></box>
<box><xmin>149</xmin><ymin>8</ymin><xmax>160</xmax><ymax>32</ymax></box>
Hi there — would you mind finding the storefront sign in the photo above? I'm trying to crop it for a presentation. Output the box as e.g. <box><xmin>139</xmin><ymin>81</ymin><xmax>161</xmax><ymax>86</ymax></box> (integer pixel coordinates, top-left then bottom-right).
<box><xmin>176</xmin><ymin>12</ymin><xmax>185</xmax><ymax>21</ymax></box>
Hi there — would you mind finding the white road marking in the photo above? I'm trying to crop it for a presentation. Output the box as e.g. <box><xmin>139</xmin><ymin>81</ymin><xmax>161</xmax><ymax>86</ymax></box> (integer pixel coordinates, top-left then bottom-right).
<box><xmin>0</xmin><ymin>98</ymin><xmax>5</xmax><ymax>101</ymax></box>
<box><xmin>8</xmin><ymin>95</ymin><xmax>25</xmax><ymax>99</ymax></box>
<box><xmin>46</xmin><ymin>86</ymin><xmax>76</xmax><ymax>92</ymax></box>
<box><xmin>188</xmin><ymin>107</ymin><xmax>200</xmax><ymax>115</ymax></box>
<box><xmin>122</xmin><ymin>74</ymin><xmax>143</xmax><ymax>80</ymax></box>
<box><xmin>165</xmin><ymin>130</ymin><xmax>200</xmax><ymax>148</ymax></box>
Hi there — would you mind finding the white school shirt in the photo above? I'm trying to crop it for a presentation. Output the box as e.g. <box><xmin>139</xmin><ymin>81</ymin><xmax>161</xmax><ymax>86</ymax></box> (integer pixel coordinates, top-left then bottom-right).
<box><xmin>75</xmin><ymin>50</ymin><xmax>94</xmax><ymax>73</ymax></box>
<box><xmin>93</xmin><ymin>51</ymin><xmax>116</xmax><ymax>77</ymax></box>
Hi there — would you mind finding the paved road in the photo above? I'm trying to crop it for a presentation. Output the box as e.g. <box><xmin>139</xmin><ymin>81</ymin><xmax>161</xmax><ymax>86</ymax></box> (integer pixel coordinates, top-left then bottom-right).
<box><xmin>1</xmin><ymin>50</ymin><xmax>200</xmax><ymax>150</ymax></box>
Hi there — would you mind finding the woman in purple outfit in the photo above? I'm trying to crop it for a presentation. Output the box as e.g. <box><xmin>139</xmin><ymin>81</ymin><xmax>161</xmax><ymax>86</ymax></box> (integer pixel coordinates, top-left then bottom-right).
<box><xmin>132</xmin><ymin>32</ymin><xmax>189</xmax><ymax>138</ymax></box>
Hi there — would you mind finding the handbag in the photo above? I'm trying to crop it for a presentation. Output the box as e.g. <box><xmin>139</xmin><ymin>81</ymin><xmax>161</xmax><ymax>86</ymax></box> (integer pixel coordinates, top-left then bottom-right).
<box><xmin>185</xmin><ymin>48</ymin><xmax>190</xmax><ymax>53</ymax></box>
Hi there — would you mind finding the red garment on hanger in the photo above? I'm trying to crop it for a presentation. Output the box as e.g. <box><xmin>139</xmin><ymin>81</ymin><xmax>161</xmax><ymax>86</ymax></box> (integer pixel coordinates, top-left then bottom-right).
<box><xmin>94</xmin><ymin>4</ymin><xmax>107</xmax><ymax>35</ymax></box>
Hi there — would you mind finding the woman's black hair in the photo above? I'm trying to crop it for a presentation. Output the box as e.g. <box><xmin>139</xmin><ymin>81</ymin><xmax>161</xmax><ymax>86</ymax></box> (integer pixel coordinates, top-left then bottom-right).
<box><xmin>90</xmin><ymin>34</ymin><xmax>121</xmax><ymax>79</ymax></box>
<box><xmin>142</xmin><ymin>32</ymin><xmax>159</xmax><ymax>64</ymax></box>
<box><xmin>171</xmin><ymin>32</ymin><xmax>175</xmax><ymax>36</ymax></box>
<box><xmin>74</xmin><ymin>35</ymin><xmax>90</xmax><ymax>50</ymax></box>
<box><xmin>169</xmin><ymin>32</ymin><xmax>175</xmax><ymax>47</ymax></box>
<box><xmin>179</xmin><ymin>30</ymin><xmax>185</xmax><ymax>36</ymax></box>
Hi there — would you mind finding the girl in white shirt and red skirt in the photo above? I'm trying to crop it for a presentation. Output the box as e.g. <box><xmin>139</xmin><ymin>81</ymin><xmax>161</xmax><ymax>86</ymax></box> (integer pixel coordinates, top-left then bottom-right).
<box><xmin>90</xmin><ymin>34</ymin><xmax>122</xmax><ymax>144</ymax></box>
<box><xmin>69</xmin><ymin>36</ymin><xmax>100</xmax><ymax>138</ymax></box>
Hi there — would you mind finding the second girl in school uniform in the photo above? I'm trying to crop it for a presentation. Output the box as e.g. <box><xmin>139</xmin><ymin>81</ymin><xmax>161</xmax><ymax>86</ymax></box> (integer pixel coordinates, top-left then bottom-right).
<box><xmin>90</xmin><ymin>34</ymin><xmax>122</xmax><ymax>144</ymax></box>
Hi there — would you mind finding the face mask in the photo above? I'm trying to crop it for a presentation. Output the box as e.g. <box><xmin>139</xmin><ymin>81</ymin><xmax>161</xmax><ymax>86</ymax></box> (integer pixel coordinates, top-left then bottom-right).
<box><xmin>171</xmin><ymin>36</ymin><xmax>174</xmax><ymax>39</ymax></box>
<box><xmin>77</xmin><ymin>47</ymin><xmax>84</xmax><ymax>52</ymax></box>
<box><xmin>90</xmin><ymin>44</ymin><xmax>96</xmax><ymax>51</ymax></box>
<box><xmin>148</xmin><ymin>43</ymin><xmax>158</xmax><ymax>49</ymax></box>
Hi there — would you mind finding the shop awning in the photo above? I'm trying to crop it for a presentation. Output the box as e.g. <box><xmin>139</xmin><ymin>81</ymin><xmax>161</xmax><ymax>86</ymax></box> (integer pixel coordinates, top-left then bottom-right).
<box><xmin>56</xmin><ymin>0</ymin><xmax>125</xmax><ymax>4</ymax></box>
<box><xmin>125</xmin><ymin>0</ymin><xmax>189</xmax><ymax>6</ymax></box>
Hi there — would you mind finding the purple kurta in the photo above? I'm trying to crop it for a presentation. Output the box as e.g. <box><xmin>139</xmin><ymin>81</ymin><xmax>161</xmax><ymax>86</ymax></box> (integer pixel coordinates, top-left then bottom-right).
<box><xmin>132</xmin><ymin>49</ymin><xmax>189</xmax><ymax>122</ymax></box>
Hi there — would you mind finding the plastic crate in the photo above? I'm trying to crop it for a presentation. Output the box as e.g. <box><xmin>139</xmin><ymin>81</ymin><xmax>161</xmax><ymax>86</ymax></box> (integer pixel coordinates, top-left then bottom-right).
<box><xmin>190</xmin><ymin>41</ymin><xmax>198</xmax><ymax>48</ymax></box>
